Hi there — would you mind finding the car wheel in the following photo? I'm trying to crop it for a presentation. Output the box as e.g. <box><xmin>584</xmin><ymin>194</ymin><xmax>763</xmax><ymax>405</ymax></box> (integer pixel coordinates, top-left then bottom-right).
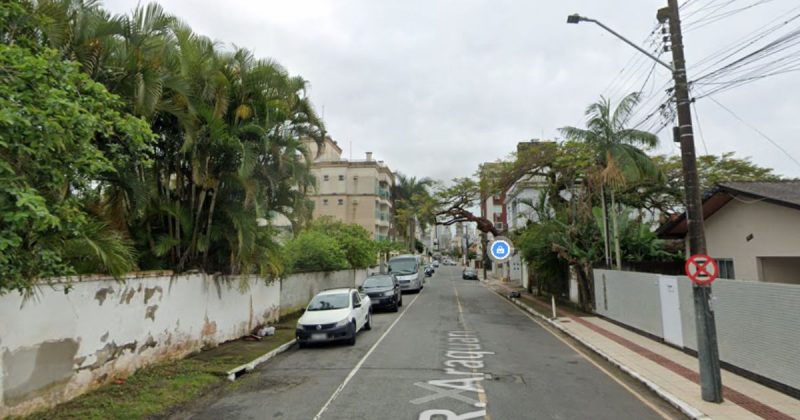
<box><xmin>347</xmin><ymin>322</ymin><xmax>357</xmax><ymax>345</ymax></box>
<box><xmin>398</xmin><ymin>295</ymin><xmax>403</xmax><ymax>307</ymax></box>
<box><xmin>364</xmin><ymin>312</ymin><xmax>372</xmax><ymax>331</ymax></box>
<box><xmin>297</xmin><ymin>340</ymin><xmax>305</xmax><ymax>349</ymax></box>
<box><xmin>392</xmin><ymin>298</ymin><xmax>400</xmax><ymax>312</ymax></box>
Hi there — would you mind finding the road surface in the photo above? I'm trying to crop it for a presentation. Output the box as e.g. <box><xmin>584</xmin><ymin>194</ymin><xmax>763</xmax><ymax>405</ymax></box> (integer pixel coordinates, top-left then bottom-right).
<box><xmin>175</xmin><ymin>266</ymin><xmax>682</xmax><ymax>419</ymax></box>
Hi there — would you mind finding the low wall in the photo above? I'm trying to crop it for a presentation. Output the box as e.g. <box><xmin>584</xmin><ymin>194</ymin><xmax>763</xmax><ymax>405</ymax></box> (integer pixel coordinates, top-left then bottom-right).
<box><xmin>279</xmin><ymin>269</ymin><xmax>370</xmax><ymax>316</ymax></box>
<box><xmin>0</xmin><ymin>267</ymin><xmax>374</xmax><ymax>417</ymax></box>
<box><xmin>594</xmin><ymin>269</ymin><xmax>800</xmax><ymax>393</ymax></box>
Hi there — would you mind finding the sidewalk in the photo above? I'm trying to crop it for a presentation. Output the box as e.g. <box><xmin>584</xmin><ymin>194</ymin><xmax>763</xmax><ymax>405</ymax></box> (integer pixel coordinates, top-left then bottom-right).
<box><xmin>486</xmin><ymin>279</ymin><xmax>800</xmax><ymax>420</ymax></box>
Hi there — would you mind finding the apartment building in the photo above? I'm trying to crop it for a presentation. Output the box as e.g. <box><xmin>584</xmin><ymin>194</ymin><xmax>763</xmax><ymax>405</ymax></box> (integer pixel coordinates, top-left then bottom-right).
<box><xmin>304</xmin><ymin>137</ymin><xmax>394</xmax><ymax>241</ymax></box>
<box><xmin>479</xmin><ymin>162</ymin><xmax>508</xmax><ymax>237</ymax></box>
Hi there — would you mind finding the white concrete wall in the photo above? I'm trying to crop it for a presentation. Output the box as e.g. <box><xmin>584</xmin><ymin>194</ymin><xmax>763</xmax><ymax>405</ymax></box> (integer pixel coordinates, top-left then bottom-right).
<box><xmin>703</xmin><ymin>200</ymin><xmax>800</xmax><ymax>282</ymax></box>
<box><xmin>279</xmin><ymin>269</ymin><xmax>369</xmax><ymax>316</ymax></box>
<box><xmin>595</xmin><ymin>269</ymin><xmax>800</xmax><ymax>392</ymax></box>
<box><xmin>0</xmin><ymin>268</ymin><xmax>376</xmax><ymax>417</ymax></box>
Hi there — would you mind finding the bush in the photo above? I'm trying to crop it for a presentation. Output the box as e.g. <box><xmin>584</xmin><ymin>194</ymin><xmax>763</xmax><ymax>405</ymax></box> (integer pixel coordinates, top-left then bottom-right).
<box><xmin>308</xmin><ymin>218</ymin><xmax>377</xmax><ymax>269</ymax></box>
<box><xmin>284</xmin><ymin>231</ymin><xmax>349</xmax><ymax>273</ymax></box>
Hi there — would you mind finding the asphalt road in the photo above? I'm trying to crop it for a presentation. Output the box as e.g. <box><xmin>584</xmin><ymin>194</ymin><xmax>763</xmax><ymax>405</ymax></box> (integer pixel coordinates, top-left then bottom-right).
<box><xmin>176</xmin><ymin>266</ymin><xmax>680</xmax><ymax>420</ymax></box>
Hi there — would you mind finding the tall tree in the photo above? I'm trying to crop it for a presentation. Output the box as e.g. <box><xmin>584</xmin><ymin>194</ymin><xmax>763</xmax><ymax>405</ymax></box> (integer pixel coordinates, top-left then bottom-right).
<box><xmin>392</xmin><ymin>174</ymin><xmax>434</xmax><ymax>251</ymax></box>
<box><xmin>560</xmin><ymin>93</ymin><xmax>662</xmax><ymax>269</ymax></box>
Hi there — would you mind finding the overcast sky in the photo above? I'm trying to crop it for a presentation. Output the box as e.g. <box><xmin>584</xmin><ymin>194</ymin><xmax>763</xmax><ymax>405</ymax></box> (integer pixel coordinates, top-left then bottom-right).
<box><xmin>104</xmin><ymin>0</ymin><xmax>800</xmax><ymax>183</ymax></box>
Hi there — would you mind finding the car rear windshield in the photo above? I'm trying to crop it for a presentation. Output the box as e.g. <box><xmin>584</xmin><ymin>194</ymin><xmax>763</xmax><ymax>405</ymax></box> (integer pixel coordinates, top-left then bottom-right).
<box><xmin>307</xmin><ymin>293</ymin><xmax>349</xmax><ymax>311</ymax></box>
<box><xmin>363</xmin><ymin>276</ymin><xmax>394</xmax><ymax>288</ymax></box>
<box><xmin>389</xmin><ymin>259</ymin><xmax>417</xmax><ymax>274</ymax></box>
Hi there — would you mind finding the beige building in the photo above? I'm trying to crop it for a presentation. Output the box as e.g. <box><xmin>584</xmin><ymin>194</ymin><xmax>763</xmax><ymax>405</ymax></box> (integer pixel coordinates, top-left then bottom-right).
<box><xmin>659</xmin><ymin>181</ymin><xmax>800</xmax><ymax>284</ymax></box>
<box><xmin>304</xmin><ymin>137</ymin><xmax>394</xmax><ymax>241</ymax></box>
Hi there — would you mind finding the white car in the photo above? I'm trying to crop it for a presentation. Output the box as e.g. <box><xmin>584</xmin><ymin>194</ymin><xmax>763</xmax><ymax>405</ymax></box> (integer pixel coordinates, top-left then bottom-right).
<box><xmin>296</xmin><ymin>288</ymin><xmax>372</xmax><ymax>347</ymax></box>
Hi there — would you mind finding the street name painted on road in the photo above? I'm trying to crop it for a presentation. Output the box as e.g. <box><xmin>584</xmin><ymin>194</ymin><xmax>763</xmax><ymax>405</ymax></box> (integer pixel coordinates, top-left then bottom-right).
<box><xmin>489</xmin><ymin>237</ymin><xmax>513</xmax><ymax>262</ymax></box>
<box><xmin>412</xmin><ymin>330</ymin><xmax>494</xmax><ymax>419</ymax></box>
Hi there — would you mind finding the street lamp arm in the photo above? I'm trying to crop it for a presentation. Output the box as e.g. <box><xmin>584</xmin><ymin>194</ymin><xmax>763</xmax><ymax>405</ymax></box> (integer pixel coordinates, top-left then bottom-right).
<box><xmin>570</xmin><ymin>15</ymin><xmax>673</xmax><ymax>71</ymax></box>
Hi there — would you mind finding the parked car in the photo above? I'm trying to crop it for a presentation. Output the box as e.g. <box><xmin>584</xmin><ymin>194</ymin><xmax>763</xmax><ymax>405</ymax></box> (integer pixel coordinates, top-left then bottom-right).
<box><xmin>462</xmin><ymin>268</ymin><xmax>479</xmax><ymax>280</ymax></box>
<box><xmin>424</xmin><ymin>265</ymin><xmax>434</xmax><ymax>277</ymax></box>
<box><xmin>389</xmin><ymin>254</ymin><xmax>424</xmax><ymax>292</ymax></box>
<box><xmin>296</xmin><ymin>288</ymin><xmax>371</xmax><ymax>347</ymax></box>
<box><xmin>361</xmin><ymin>273</ymin><xmax>402</xmax><ymax>311</ymax></box>
<box><xmin>432</xmin><ymin>261</ymin><xmax>440</xmax><ymax>268</ymax></box>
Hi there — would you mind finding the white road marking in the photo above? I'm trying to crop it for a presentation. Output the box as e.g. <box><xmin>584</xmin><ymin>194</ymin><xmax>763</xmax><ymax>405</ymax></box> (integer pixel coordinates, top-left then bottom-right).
<box><xmin>312</xmin><ymin>292</ymin><xmax>422</xmax><ymax>420</ymax></box>
<box><xmin>484</xmin><ymin>285</ymin><xmax>674</xmax><ymax>420</ymax></box>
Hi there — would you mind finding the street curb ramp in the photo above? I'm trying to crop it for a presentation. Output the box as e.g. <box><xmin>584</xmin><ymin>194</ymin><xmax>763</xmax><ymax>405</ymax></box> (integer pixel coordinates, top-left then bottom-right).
<box><xmin>225</xmin><ymin>339</ymin><xmax>297</xmax><ymax>381</ymax></box>
<box><xmin>489</xmin><ymin>284</ymin><xmax>712</xmax><ymax>420</ymax></box>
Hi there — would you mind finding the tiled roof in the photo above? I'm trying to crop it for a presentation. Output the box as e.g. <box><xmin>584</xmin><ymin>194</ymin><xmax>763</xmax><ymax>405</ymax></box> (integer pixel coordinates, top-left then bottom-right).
<box><xmin>718</xmin><ymin>181</ymin><xmax>800</xmax><ymax>208</ymax></box>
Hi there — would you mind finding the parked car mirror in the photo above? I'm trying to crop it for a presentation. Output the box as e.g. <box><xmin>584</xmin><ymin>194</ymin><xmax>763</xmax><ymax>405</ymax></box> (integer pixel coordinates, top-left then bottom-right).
<box><xmin>354</xmin><ymin>302</ymin><xmax>362</xmax><ymax>308</ymax></box>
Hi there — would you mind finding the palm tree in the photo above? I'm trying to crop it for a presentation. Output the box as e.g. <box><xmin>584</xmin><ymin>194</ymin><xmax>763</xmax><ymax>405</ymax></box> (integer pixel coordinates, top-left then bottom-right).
<box><xmin>560</xmin><ymin>92</ymin><xmax>662</xmax><ymax>269</ymax></box>
<box><xmin>392</xmin><ymin>174</ymin><xmax>434</xmax><ymax>251</ymax></box>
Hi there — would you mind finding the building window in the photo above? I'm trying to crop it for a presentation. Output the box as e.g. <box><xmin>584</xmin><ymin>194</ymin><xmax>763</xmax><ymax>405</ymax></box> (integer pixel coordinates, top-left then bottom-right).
<box><xmin>717</xmin><ymin>258</ymin><xmax>735</xmax><ymax>279</ymax></box>
<box><xmin>494</xmin><ymin>222</ymin><xmax>505</xmax><ymax>231</ymax></box>
<box><xmin>338</xmin><ymin>175</ymin><xmax>345</xmax><ymax>181</ymax></box>
<box><xmin>337</xmin><ymin>199</ymin><xmax>344</xmax><ymax>205</ymax></box>
<box><xmin>323</xmin><ymin>199</ymin><xmax>329</xmax><ymax>205</ymax></box>
<box><xmin>323</xmin><ymin>175</ymin><xmax>329</xmax><ymax>181</ymax></box>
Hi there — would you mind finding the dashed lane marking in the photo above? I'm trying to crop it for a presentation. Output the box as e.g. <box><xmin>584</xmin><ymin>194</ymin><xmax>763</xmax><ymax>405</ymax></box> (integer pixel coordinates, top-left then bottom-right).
<box><xmin>312</xmin><ymin>292</ymin><xmax>422</xmax><ymax>420</ymax></box>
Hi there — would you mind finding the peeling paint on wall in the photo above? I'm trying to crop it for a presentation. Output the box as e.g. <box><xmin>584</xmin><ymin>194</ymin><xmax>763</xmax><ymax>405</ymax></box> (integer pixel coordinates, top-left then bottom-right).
<box><xmin>2</xmin><ymin>340</ymin><xmax>79</xmax><ymax>406</ymax></box>
<box><xmin>145</xmin><ymin>305</ymin><xmax>158</xmax><ymax>321</ymax></box>
<box><xmin>94</xmin><ymin>288</ymin><xmax>114</xmax><ymax>305</ymax></box>
<box><xmin>118</xmin><ymin>288</ymin><xmax>135</xmax><ymax>305</ymax></box>
<box><xmin>138</xmin><ymin>336</ymin><xmax>157</xmax><ymax>354</ymax></box>
<box><xmin>143</xmin><ymin>286</ymin><xmax>163</xmax><ymax>304</ymax></box>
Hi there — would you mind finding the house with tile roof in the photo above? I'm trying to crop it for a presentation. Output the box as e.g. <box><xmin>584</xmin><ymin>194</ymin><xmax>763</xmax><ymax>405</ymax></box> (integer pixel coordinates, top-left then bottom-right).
<box><xmin>658</xmin><ymin>181</ymin><xmax>800</xmax><ymax>284</ymax></box>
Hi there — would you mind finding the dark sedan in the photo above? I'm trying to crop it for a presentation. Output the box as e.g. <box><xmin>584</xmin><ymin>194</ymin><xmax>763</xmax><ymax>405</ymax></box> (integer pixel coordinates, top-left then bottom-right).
<box><xmin>462</xmin><ymin>268</ymin><xmax>479</xmax><ymax>280</ymax></box>
<box><xmin>360</xmin><ymin>274</ymin><xmax>403</xmax><ymax>311</ymax></box>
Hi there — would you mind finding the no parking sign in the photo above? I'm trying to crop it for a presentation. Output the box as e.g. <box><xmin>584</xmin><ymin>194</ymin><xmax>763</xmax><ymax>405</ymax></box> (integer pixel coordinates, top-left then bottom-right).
<box><xmin>685</xmin><ymin>254</ymin><xmax>719</xmax><ymax>285</ymax></box>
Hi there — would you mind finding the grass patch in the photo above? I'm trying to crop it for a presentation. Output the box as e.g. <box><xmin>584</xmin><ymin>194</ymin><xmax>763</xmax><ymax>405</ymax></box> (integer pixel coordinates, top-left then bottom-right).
<box><xmin>22</xmin><ymin>314</ymin><xmax>300</xmax><ymax>420</ymax></box>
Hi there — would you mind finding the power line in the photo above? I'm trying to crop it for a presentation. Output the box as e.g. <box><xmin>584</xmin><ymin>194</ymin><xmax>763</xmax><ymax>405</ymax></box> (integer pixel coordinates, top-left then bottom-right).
<box><xmin>691</xmin><ymin>100</ymin><xmax>710</xmax><ymax>155</ymax></box>
<box><xmin>703</xmin><ymin>94</ymin><xmax>800</xmax><ymax>169</ymax></box>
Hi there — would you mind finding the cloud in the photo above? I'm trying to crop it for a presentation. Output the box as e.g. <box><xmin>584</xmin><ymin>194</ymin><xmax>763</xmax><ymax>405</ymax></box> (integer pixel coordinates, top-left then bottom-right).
<box><xmin>102</xmin><ymin>0</ymin><xmax>800</xmax><ymax>181</ymax></box>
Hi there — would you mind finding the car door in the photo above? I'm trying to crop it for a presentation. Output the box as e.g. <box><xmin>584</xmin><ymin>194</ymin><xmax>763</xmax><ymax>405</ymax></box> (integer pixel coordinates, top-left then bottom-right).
<box><xmin>351</xmin><ymin>291</ymin><xmax>364</xmax><ymax>330</ymax></box>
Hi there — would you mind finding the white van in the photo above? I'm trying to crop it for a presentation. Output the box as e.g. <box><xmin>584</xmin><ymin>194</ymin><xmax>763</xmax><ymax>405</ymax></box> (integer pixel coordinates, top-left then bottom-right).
<box><xmin>388</xmin><ymin>254</ymin><xmax>424</xmax><ymax>293</ymax></box>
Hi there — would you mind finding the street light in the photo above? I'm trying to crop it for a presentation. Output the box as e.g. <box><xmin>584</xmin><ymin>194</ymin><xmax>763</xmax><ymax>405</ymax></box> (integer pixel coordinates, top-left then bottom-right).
<box><xmin>567</xmin><ymin>6</ymin><xmax>724</xmax><ymax>403</ymax></box>
<box><xmin>566</xmin><ymin>13</ymin><xmax>673</xmax><ymax>71</ymax></box>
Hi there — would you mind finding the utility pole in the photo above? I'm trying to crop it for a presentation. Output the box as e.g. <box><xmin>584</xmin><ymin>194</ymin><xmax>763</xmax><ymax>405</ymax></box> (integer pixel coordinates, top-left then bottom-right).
<box><xmin>659</xmin><ymin>0</ymin><xmax>723</xmax><ymax>403</ymax></box>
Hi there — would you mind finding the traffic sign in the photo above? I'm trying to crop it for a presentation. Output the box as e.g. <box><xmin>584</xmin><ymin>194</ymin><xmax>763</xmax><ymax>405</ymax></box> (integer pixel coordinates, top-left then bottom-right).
<box><xmin>488</xmin><ymin>237</ymin><xmax>513</xmax><ymax>262</ymax></box>
<box><xmin>685</xmin><ymin>254</ymin><xmax>719</xmax><ymax>285</ymax></box>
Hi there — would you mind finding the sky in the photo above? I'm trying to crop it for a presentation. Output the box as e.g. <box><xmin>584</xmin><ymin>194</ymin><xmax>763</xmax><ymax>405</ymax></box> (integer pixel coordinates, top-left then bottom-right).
<box><xmin>103</xmin><ymin>0</ymin><xmax>800</xmax><ymax>183</ymax></box>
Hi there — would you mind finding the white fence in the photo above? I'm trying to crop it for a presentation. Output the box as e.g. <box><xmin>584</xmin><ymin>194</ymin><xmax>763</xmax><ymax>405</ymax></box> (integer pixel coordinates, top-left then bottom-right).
<box><xmin>594</xmin><ymin>269</ymin><xmax>800</xmax><ymax>393</ymax></box>
<box><xmin>0</xmin><ymin>268</ymin><xmax>372</xmax><ymax>417</ymax></box>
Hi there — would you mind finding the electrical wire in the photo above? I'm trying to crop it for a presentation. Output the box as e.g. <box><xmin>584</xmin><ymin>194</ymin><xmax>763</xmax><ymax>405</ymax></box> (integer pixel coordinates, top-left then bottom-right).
<box><xmin>703</xmin><ymin>93</ymin><xmax>800</xmax><ymax>170</ymax></box>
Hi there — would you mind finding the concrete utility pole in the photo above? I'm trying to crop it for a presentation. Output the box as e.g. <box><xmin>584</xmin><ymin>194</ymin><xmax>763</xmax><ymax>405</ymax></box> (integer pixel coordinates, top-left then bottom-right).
<box><xmin>659</xmin><ymin>0</ymin><xmax>723</xmax><ymax>403</ymax></box>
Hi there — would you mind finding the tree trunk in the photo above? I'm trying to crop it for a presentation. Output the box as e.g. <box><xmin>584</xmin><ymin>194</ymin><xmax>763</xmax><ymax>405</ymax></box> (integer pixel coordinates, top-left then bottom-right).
<box><xmin>600</xmin><ymin>184</ymin><xmax>611</xmax><ymax>267</ymax></box>
<box><xmin>202</xmin><ymin>185</ymin><xmax>219</xmax><ymax>269</ymax></box>
<box><xmin>610</xmin><ymin>188</ymin><xmax>622</xmax><ymax>270</ymax></box>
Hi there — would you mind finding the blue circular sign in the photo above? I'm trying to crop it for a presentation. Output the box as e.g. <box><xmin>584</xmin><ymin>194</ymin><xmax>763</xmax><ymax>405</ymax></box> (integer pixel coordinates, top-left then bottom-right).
<box><xmin>490</xmin><ymin>239</ymin><xmax>511</xmax><ymax>261</ymax></box>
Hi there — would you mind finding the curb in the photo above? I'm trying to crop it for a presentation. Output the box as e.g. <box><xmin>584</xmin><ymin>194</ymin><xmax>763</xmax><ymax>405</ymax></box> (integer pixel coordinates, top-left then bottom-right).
<box><xmin>225</xmin><ymin>339</ymin><xmax>296</xmax><ymax>381</ymax></box>
<box><xmin>489</xmin><ymin>284</ymin><xmax>711</xmax><ymax>420</ymax></box>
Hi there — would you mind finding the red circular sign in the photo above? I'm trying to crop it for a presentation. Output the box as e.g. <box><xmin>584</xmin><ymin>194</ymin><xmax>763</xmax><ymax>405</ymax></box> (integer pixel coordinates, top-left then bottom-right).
<box><xmin>685</xmin><ymin>254</ymin><xmax>719</xmax><ymax>285</ymax></box>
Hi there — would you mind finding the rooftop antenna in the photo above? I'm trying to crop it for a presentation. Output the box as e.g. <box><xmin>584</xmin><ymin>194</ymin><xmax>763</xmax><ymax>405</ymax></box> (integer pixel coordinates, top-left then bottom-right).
<box><xmin>350</xmin><ymin>140</ymin><xmax>353</xmax><ymax>161</ymax></box>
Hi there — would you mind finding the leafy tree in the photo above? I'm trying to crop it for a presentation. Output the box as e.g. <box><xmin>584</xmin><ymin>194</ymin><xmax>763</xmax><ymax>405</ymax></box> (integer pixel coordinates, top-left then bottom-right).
<box><xmin>393</xmin><ymin>174</ymin><xmax>434</xmax><ymax>251</ymax></box>
<box><xmin>560</xmin><ymin>93</ymin><xmax>662</xmax><ymax>269</ymax></box>
<box><xmin>309</xmin><ymin>218</ymin><xmax>376</xmax><ymax>269</ymax></box>
<box><xmin>283</xmin><ymin>231</ymin><xmax>348</xmax><ymax>273</ymax></box>
<box><xmin>17</xmin><ymin>0</ymin><xmax>326</xmax><ymax>278</ymax></box>
<box><xmin>0</xmin><ymin>32</ymin><xmax>153</xmax><ymax>293</ymax></box>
